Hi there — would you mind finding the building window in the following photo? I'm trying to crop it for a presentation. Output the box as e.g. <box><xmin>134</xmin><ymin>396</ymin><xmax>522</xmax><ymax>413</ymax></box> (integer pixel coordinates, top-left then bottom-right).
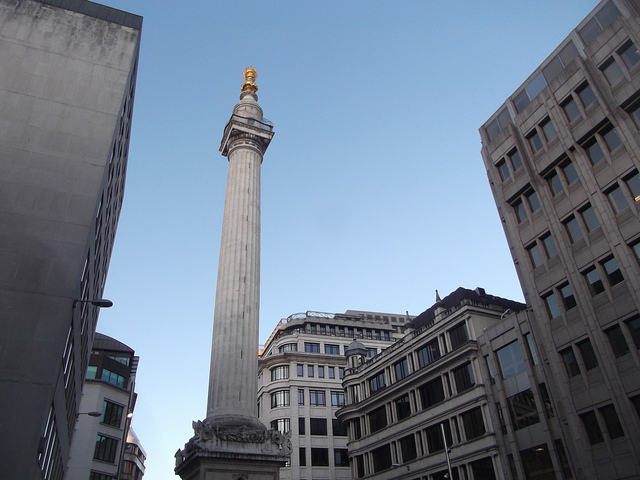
<box><xmin>307</xmin><ymin>365</ymin><xmax>314</xmax><ymax>377</ymax></box>
<box><xmin>328</xmin><ymin>366</ymin><xmax>335</xmax><ymax>379</ymax></box>
<box><xmin>297</xmin><ymin>364</ymin><xmax>303</xmax><ymax>377</ymax></box>
<box><xmin>585</xmin><ymin>138</ymin><xmax>605</xmax><ymax>165</ymax></box>
<box><xmin>318</xmin><ymin>366</ymin><xmax>325</xmax><ymax>378</ymax></box>
<box><xmin>310</xmin><ymin>448</ymin><xmax>329</xmax><ymax>466</ymax></box>
<box><xmin>563</xmin><ymin>215</ymin><xmax>583</xmax><ymax>243</ymax></box>
<box><xmin>368</xmin><ymin>405</ymin><xmax>387</xmax><ymax>433</ymax></box>
<box><xmin>395</xmin><ymin>394</ymin><xmax>411</xmax><ymax>420</ymax></box>
<box><xmin>355</xmin><ymin>455</ymin><xmax>365</xmax><ymax>478</ymax></box>
<box><xmin>100</xmin><ymin>369</ymin><xmax>124</xmax><ymax>388</ymax></box>
<box><xmin>310</xmin><ymin>418</ymin><xmax>327</xmax><ymax>435</ymax></box>
<box><xmin>513</xmin><ymin>198</ymin><xmax>527</xmax><ymax>223</ymax></box>
<box><xmin>399</xmin><ymin>435</ymin><xmax>417</xmax><ymax>462</ymax></box>
<box><xmin>543</xmin><ymin>291</ymin><xmax>561</xmax><ymax>319</ymax></box>
<box><xmin>601</xmin><ymin>58</ymin><xmax>624</xmax><ymax>85</ymax></box>
<box><xmin>417</xmin><ymin>339</ymin><xmax>440</xmax><ymax>368</ymax></box>
<box><xmin>351</xmin><ymin>418</ymin><xmax>362</xmax><ymax>440</ymax></box>
<box><xmin>331</xmin><ymin>391</ymin><xmax>345</xmax><ymax>407</ymax></box>
<box><xmin>600</xmin><ymin>404</ymin><xmax>624</xmax><ymax>439</ymax></box>
<box><xmin>526</xmin><ymin>190</ymin><xmax>541</xmax><ymax>212</ymax></box>
<box><xmin>527</xmin><ymin>242</ymin><xmax>544</xmax><ymax>268</ymax></box>
<box><xmin>562</xmin><ymin>96</ymin><xmax>580</xmax><ymax>122</ymax></box>
<box><xmin>371</xmin><ymin>444</ymin><xmax>392</xmax><ymax>473</ymax></box>
<box><xmin>560</xmin><ymin>347</ymin><xmax>580</xmax><ymax>377</ymax></box>
<box><xmin>527</xmin><ymin>129</ymin><xmax>543</xmax><ymax>152</ymax></box>
<box><xmin>497</xmin><ymin>158</ymin><xmax>511</xmax><ymax>181</ymax></box>
<box><xmin>332</xmin><ymin>418</ymin><xmax>348</xmax><ymax>436</ymax></box>
<box><xmin>368</xmin><ymin>371</ymin><xmax>386</xmax><ymax>394</ymax></box>
<box><xmin>605</xmin><ymin>325</ymin><xmax>629</xmax><ymax>358</ymax></box>
<box><xmin>619</xmin><ymin>40</ymin><xmax>640</xmax><ymax>69</ymax></box>
<box><xmin>607</xmin><ymin>184</ymin><xmax>629</xmax><ymax>212</ymax></box>
<box><xmin>461</xmin><ymin>407</ymin><xmax>486</xmax><ymax>440</ymax></box>
<box><xmin>452</xmin><ymin>362</ymin><xmax>475</xmax><ymax>393</ymax></box>
<box><xmin>298</xmin><ymin>417</ymin><xmax>305</xmax><ymax>435</ymax></box>
<box><xmin>338</xmin><ymin>367</ymin><xmax>345</xmax><ymax>379</ymax></box>
<box><xmin>324</xmin><ymin>344</ymin><xmax>339</xmax><ymax>355</ymax></box>
<box><xmin>577</xmin><ymin>339</ymin><xmax>599</xmax><ymax>370</ymax></box>
<box><xmin>334</xmin><ymin>448</ymin><xmax>349</xmax><ymax>467</ymax></box>
<box><xmin>90</xmin><ymin>472</ymin><xmax>115</xmax><ymax>480</ymax></box>
<box><xmin>304</xmin><ymin>342</ymin><xmax>320</xmax><ymax>353</ymax></box>
<box><xmin>278</xmin><ymin>343</ymin><xmax>297</xmax><ymax>353</ymax></box>
<box><xmin>525</xmin><ymin>333</ymin><xmax>539</xmax><ymax>365</ymax></box>
<box><xmin>366</xmin><ymin>347</ymin><xmax>377</xmax><ymax>358</ymax></box>
<box><xmin>625</xmin><ymin>316</ymin><xmax>640</xmax><ymax>349</ymax></box>
<box><xmin>299</xmin><ymin>447</ymin><xmax>306</xmax><ymax>466</ymax></box>
<box><xmin>270</xmin><ymin>418</ymin><xmax>290</xmax><ymax>434</ymax></box>
<box><xmin>449</xmin><ymin>322</ymin><xmax>468</xmax><ymax>350</ymax></box>
<box><xmin>602</xmin><ymin>256</ymin><xmax>623</xmax><ymax>285</ymax></box>
<box><xmin>94</xmin><ymin>434</ymin><xmax>118</xmax><ymax>463</ymax></box>
<box><xmin>625</xmin><ymin>170</ymin><xmax>640</xmax><ymax>200</ymax></box>
<box><xmin>101</xmin><ymin>400</ymin><xmax>123</xmax><ymax>428</ymax></box>
<box><xmin>561</xmin><ymin>160</ymin><xmax>579</xmax><ymax>184</ymax></box>
<box><xmin>540</xmin><ymin>118</ymin><xmax>557</xmax><ymax>142</ymax></box>
<box><xmin>584</xmin><ymin>266</ymin><xmax>605</xmax><ymax>295</ymax></box>
<box><xmin>271</xmin><ymin>365</ymin><xmax>289</xmax><ymax>381</ymax></box>
<box><xmin>309</xmin><ymin>390</ymin><xmax>326</xmax><ymax>406</ymax></box>
<box><xmin>559</xmin><ymin>283</ymin><xmax>576</xmax><ymax>310</ymax></box>
<box><xmin>602</xmin><ymin>126</ymin><xmax>622</xmax><ymax>152</ymax></box>
<box><xmin>508</xmin><ymin>148</ymin><xmax>522</xmax><ymax>170</ymax></box>
<box><xmin>580</xmin><ymin>411</ymin><xmax>604</xmax><ymax>445</ymax></box>
<box><xmin>546</xmin><ymin>170</ymin><xmax>564</xmax><ymax>196</ymax></box>
<box><xmin>298</xmin><ymin>388</ymin><xmax>305</xmax><ymax>405</ymax></box>
<box><xmin>579</xmin><ymin>204</ymin><xmax>600</xmax><ymax>232</ymax></box>
<box><xmin>520</xmin><ymin>445</ymin><xmax>554</xmax><ymax>480</ymax></box>
<box><xmin>577</xmin><ymin>82</ymin><xmax>596</xmax><ymax>108</ymax></box>
<box><xmin>540</xmin><ymin>233</ymin><xmax>557</xmax><ymax>259</ymax></box>
<box><xmin>508</xmin><ymin>389</ymin><xmax>539</xmax><ymax>430</ymax></box>
<box><xmin>419</xmin><ymin>377</ymin><xmax>445</xmax><ymax>409</ymax></box>
<box><xmin>86</xmin><ymin>365</ymin><xmax>97</xmax><ymax>380</ymax></box>
<box><xmin>271</xmin><ymin>390</ymin><xmax>290</xmax><ymax>408</ymax></box>
<box><xmin>496</xmin><ymin>341</ymin><xmax>526</xmax><ymax>378</ymax></box>
<box><xmin>425</xmin><ymin>421</ymin><xmax>452</xmax><ymax>453</ymax></box>
<box><xmin>394</xmin><ymin>358</ymin><xmax>409</xmax><ymax>381</ymax></box>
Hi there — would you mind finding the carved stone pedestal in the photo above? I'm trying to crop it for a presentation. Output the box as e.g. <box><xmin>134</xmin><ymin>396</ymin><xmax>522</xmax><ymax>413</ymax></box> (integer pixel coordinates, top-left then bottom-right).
<box><xmin>175</xmin><ymin>419</ymin><xmax>290</xmax><ymax>480</ymax></box>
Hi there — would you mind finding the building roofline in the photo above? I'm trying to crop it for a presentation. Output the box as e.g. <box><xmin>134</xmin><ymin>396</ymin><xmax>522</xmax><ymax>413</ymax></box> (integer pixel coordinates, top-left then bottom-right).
<box><xmin>34</xmin><ymin>0</ymin><xmax>142</xmax><ymax>29</ymax></box>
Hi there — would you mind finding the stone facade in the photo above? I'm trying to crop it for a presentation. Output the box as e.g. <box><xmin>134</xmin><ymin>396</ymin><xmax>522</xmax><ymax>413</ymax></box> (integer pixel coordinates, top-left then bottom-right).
<box><xmin>480</xmin><ymin>1</ymin><xmax>640</xmax><ymax>478</ymax></box>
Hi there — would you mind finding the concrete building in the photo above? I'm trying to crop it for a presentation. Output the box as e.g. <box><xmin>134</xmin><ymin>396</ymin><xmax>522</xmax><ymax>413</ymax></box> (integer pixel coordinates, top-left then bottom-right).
<box><xmin>0</xmin><ymin>1</ymin><xmax>141</xmax><ymax>478</ymax></box>
<box><xmin>336</xmin><ymin>288</ymin><xmax>566</xmax><ymax>480</ymax></box>
<box><xmin>65</xmin><ymin>333</ymin><xmax>139</xmax><ymax>480</ymax></box>
<box><xmin>119</xmin><ymin>428</ymin><xmax>146</xmax><ymax>480</ymax></box>
<box><xmin>480</xmin><ymin>1</ymin><xmax>640</xmax><ymax>478</ymax></box>
<box><xmin>258</xmin><ymin>309</ymin><xmax>411</xmax><ymax>480</ymax></box>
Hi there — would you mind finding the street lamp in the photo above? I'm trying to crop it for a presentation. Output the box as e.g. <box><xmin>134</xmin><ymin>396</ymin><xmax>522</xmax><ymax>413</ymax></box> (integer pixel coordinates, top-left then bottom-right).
<box><xmin>73</xmin><ymin>298</ymin><xmax>113</xmax><ymax>308</ymax></box>
<box><xmin>77</xmin><ymin>411</ymin><xmax>101</xmax><ymax>418</ymax></box>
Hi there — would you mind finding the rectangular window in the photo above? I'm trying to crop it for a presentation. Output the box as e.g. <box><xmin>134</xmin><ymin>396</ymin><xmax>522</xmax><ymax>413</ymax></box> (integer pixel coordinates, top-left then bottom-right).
<box><xmin>318</xmin><ymin>366</ymin><xmax>324</xmax><ymax>378</ymax></box>
<box><xmin>602</xmin><ymin>126</ymin><xmax>622</xmax><ymax>152</ymax></box>
<box><xmin>580</xmin><ymin>204</ymin><xmax>600</xmax><ymax>232</ymax></box>
<box><xmin>94</xmin><ymin>434</ymin><xmax>118</xmax><ymax>463</ymax></box>
<box><xmin>298</xmin><ymin>417</ymin><xmax>305</xmax><ymax>435</ymax></box>
<box><xmin>602</xmin><ymin>256</ymin><xmax>623</xmax><ymax>285</ymax></box>
<box><xmin>580</xmin><ymin>411</ymin><xmax>604</xmax><ymax>444</ymax></box>
<box><xmin>561</xmin><ymin>161</ymin><xmax>579</xmax><ymax>184</ymax></box>
<box><xmin>562</xmin><ymin>96</ymin><xmax>580</xmax><ymax>121</ymax></box>
<box><xmin>270</xmin><ymin>418</ymin><xmax>290</xmax><ymax>434</ymax></box>
<box><xmin>399</xmin><ymin>434</ymin><xmax>417</xmax><ymax>462</ymax></box>
<box><xmin>559</xmin><ymin>283</ymin><xmax>576</xmax><ymax>310</ymax></box>
<box><xmin>278</xmin><ymin>343</ymin><xmax>297</xmax><ymax>353</ymax></box>
<box><xmin>311</xmin><ymin>447</ymin><xmax>329</xmax><ymax>466</ymax></box>
<box><xmin>394</xmin><ymin>358</ymin><xmax>409</xmax><ymax>381</ymax></box>
<box><xmin>334</xmin><ymin>448</ymin><xmax>349</xmax><ymax>467</ymax></box>
<box><xmin>86</xmin><ymin>365</ymin><xmax>97</xmax><ymax>380</ymax></box>
<box><xmin>371</xmin><ymin>444</ymin><xmax>392</xmax><ymax>473</ymax></box>
<box><xmin>526</xmin><ymin>190</ymin><xmax>541</xmax><ymax>212</ymax></box>
<box><xmin>626</xmin><ymin>316</ymin><xmax>640</xmax><ymax>349</ymax></box>
<box><xmin>527</xmin><ymin>130</ymin><xmax>543</xmax><ymax>152</ymax></box>
<box><xmin>497</xmin><ymin>158</ymin><xmax>511</xmax><ymax>181</ymax></box>
<box><xmin>525</xmin><ymin>333</ymin><xmax>539</xmax><ymax>365</ymax></box>
<box><xmin>599</xmin><ymin>404</ymin><xmax>624</xmax><ymax>439</ymax></box>
<box><xmin>331</xmin><ymin>391</ymin><xmax>345</xmax><ymax>407</ymax></box>
<box><xmin>395</xmin><ymin>394</ymin><xmax>411</xmax><ymax>420</ymax></box>
<box><xmin>425</xmin><ymin>421</ymin><xmax>452</xmax><ymax>453</ymax></box>
<box><xmin>368</xmin><ymin>405</ymin><xmax>387</xmax><ymax>433</ymax></box>
<box><xmin>577</xmin><ymin>339</ymin><xmax>598</xmax><ymax>370</ymax></box>
<box><xmin>332</xmin><ymin>418</ymin><xmax>348</xmax><ymax>436</ymax></box>
<box><xmin>452</xmin><ymin>362</ymin><xmax>475</xmax><ymax>392</ymax></box>
<box><xmin>560</xmin><ymin>348</ymin><xmax>580</xmax><ymax>377</ymax></box>
<box><xmin>547</xmin><ymin>170</ymin><xmax>564</xmax><ymax>195</ymax></box>
<box><xmin>299</xmin><ymin>447</ymin><xmax>306</xmax><ymax>466</ymax></box>
<box><xmin>462</xmin><ymin>407</ymin><xmax>486</xmax><ymax>440</ymax></box>
<box><xmin>543</xmin><ymin>291</ymin><xmax>561</xmax><ymax>319</ymax></box>
<box><xmin>304</xmin><ymin>342</ymin><xmax>320</xmax><ymax>353</ymax></box>
<box><xmin>419</xmin><ymin>377</ymin><xmax>445</xmax><ymax>409</ymax></box>
<box><xmin>513</xmin><ymin>199</ymin><xmax>528</xmax><ymax>223</ymax></box>
<box><xmin>338</xmin><ymin>367</ymin><xmax>344</xmax><ymax>379</ymax></box>
<box><xmin>601</xmin><ymin>58</ymin><xmax>624</xmax><ymax>85</ymax></box>
<box><xmin>368</xmin><ymin>371</ymin><xmax>386</xmax><ymax>394</ymax></box>
<box><xmin>271</xmin><ymin>365</ymin><xmax>289</xmax><ymax>381</ymax></box>
<box><xmin>271</xmin><ymin>390</ymin><xmax>290</xmax><ymax>408</ymax></box>
<box><xmin>101</xmin><ymin>369</ymin><xmax>124</xmax><ymax>388</ymax></box>
<box><xmin>310</xmin><ymin>418</ymin><xmax>327</xmax><ymax>435</ymax></box>
<box><xmin>625</xmin><ymin>171</ymin><xmax>640</xmax><ymax>199</ymax></box>
<box><xmin>607</xmin><ymin>184</ymin><xmax>628</xmax><ymax>212</ymax></box>
<box><xmin>508</xmin><ymin>389</ymin><xmax>539</xmax><ymax>430</ymax></box>
<box><xmin>324</xmin><ymin>344</ymin><xmax>339</xmax><ymax>355</ymax></box>
<box><xmin>605</xmin><ymin>325</ymin><xmax>629</xmax><ymax>358</ymax></box>
<box><xmin>619</xmin><ymin>40</ymin><xmax>640</xmax><ymax>69</ymax></box>
<box><xmin>309</xmin><ymin>390</ymin><xmax>326</xmax><ymax>406</ymax></box>
<box><xmin>101</xmin><ymin>400</ymin><xmax>123</xmax><ymax>428</ymax></box>
<box><xmin>417</xmin><ymin>339</ymin><xmax>440</xmax><ymax>368</ymax></box>
<box><xmin>351</xmin><ymin>418</ymin><xmax>362</xmax><ymax>440</ymax></box>
<box><xmin>541</xmin><ymin>233</ymin><xmax>558</xmax><ymax>258</ymax></box>
<box><xmin>328</xmin><ymin>366</ymin><xmax>335</xmax><ymax>379</ymax></box>
<box><xmin>298</xmin><ymin>388</ymin><xmax>304</xmax><ymax>405</ymax></box>
<box><xmin>540</xmin><ymin>118</ymin><xmax>557</xmax><ymax>142</ymax></box>
<box><xmin>563</xmin><ymin>215</ymin><xmax>583</xmax><ymax>243</ymax></box>
<box><xmin>586</xmin><ymin>138</ymin><xmax>605</xmax><ymax>165</ymax></box>
<box><xmin>584</xmin><ymin>266</ymin><xmax>605</xmax><ymax>295</ymax></box>
<box><xmin>297</xmin><ymin>364</ymin><xmax>303</xmax><ymax>377</ymax></box>
<box><xmin>449</xmin><ymin>322</ymin><xmax>469</xmax><ymax>350</ymax></box>
<box><xmin>496</xmin><ymin>341</ymin><xmax>526</xmax><ymax>378</ymax></box>
<box><xmin>307</xmin><ymin>365</ymin><xmax>314</xmax><ymax>377</ymax></box>
<box><xmin>527</xmin><ymin>243</ymin><xmax>544</xmax><ymax>268</ymax></box>
<box><xmin>508</xmin><ymin>148</ymin><xmax>522</xmax><ymax>170</ymax></box>
<box><xmin>577</xmin><ymin>82</ymin><xmax>596</xmax><ymax>108</ymax></box>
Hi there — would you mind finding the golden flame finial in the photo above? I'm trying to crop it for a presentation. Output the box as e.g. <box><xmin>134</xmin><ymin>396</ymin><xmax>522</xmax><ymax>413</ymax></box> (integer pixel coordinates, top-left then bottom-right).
<box><xmin>241</xmin><ymin>66</ymin><xmax>258</xmax><ymax>93</ymax></box>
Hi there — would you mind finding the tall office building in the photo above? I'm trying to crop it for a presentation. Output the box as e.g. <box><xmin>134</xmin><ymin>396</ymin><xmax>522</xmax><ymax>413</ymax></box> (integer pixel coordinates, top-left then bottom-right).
<box><xmin>65</xmin><ymin>333</ymin><xmax>140</xmax><ymax>480</ymax></box>
<box><xmin>258</xmin><ymin>309</ymin><xmax>411</xmax><ymax>480</ymax></box>
<box><xmin>0</xmin><ymin>1</ymin><xmax>142</xmax><ymax>478</ymax></box>
<box><xmin>480</xmin><ymin>1</ymin><xmax>640</xmax><ymax>478</ymax></box>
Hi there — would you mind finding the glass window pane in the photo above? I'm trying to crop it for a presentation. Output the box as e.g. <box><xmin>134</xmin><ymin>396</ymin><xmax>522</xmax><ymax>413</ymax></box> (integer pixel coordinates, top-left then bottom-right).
<box><xmin>580</xmin><ymin>411</ymin><xmax>604</xmax><ymax>444</ymax></box>
<box><xmin>577</xmin><ymin>83</ymin><xmax>596</xmax><ymax>107</ymax></box>
<box><xmin>599</xmin><ymin>404</ymin><xmax>624</xmax><ymax>439</ymax></box>
<box><xmin>560</xmin><ymin>283</ymin><xmax>576</xmax><ymax>310</ymax></box>
<box><xmin>562</xmin><ymin>97</ymin><xmax>580</xmax><ymax>121</ymax></box>
<box><xmin>525</xmin><ymin>73</ymin><xmax>547</xmax><ymax>100</ymax></box>
<box><xmin>602</xmin><ymin>59</ymin><xmax>624</xmax><ymax>85</ymax></box>
<box><xmin>496</xmin><ymin>341</ymin><xmax>526</xmax><ymax>378</ymax></box>
<box><xmin>564</xmin><ymin>216</ymin><xmax>583</xmax><ymax>242</ymax></box>
<box><xmin>514</xmin><ymin>200</ymin><xmax>527</xmax><ymax>223</ymax></box>
<box><xmin>625</xmin><ymin>316</ymin><xmax>640</xmax><ymax>349</ymax></box>
<box><xmin>561</xmin><ymin>348</ymin><xmax>580</xmax><ymax>377</ymax></box>
<box><xmin>562</xmin><ymin>161</ymin><xmax>578</xmax><ymax>184</ymax></box>
<box><xmin>608</xmin><ymin>185</ymin><xmax>628</xmax><ymax>212</ymax></box>
<box><xmin>606</xmin><ymin>325</ymin><xmax>629</xmax><ymax>358</ymax></box>
<box><xmin>509</xmin><ymin>149</ymin><xmax>522</xmax><ymax>170</ymax></box>
<box><xmin>619</xmin><ymin>42</ymin><xmax>640</xmax><ymax>69</ymax></box>
<box><xmin>625</xmin><ymin>171</ymin><xmax>640</xmax><ymax>199</ymax></box>
<box><xmin>577</xmin><ymin>339</ymin><xmax>598</xmax><ymax>370</ymax></box>
<box><xmin>527</xmin><ymin>243</ymin><xmax>544</xmax><ymax>268</ymax></box>
<box><xmin>497</xmin><ymin>159</ymin><xmax>510</xmax><ymax>181</ymax></box>
<box><xmin>586</xmin><ymin>140</ymin><xmax>605</xmax><ymax>164</ymax></box>
<box><xmin>541</xmin><ymin>118</ymin><xmax>557</xmax><ymax>141</ymax></box>
<box><xmin>585</xmin><ymin>267</ymin><xmax>605</xmax><ymax>295</ymax></box>
<box><xmin>580</xmin><ymin>205</ymin><xmax>600</xmax><ymax>231</ymax></box>
<box><xmin>544</xmin><ymin>292</ymin><xmax>561</xmax><ymax>319</ymax></box>
<box><xmin>526</xmin><ymin>191</ymin><xmax>541</xmax><ymax>212</ymax></box>
<box><xmin>547</xmin><ymin>171</ymin><xmax>564</xmax><ymax>195</ymax></box>
<box><xmin>542</xmin><ymin>234</ymin><xmax>558</xmax><ymax>258</ymax></box>
<box><xmin>602</xmin><ymin>257</ymin><xmax>623</xmax><ymax>285</ymax></box>
<box><xmin>528</xmin><ymin>131</ymin><xmax>543</xmax><ymax>152</ymax></box>
<box><xmin>603</xmin><ymin>127</ymin><xmax>622</xmax><ymax>152</ymax></box>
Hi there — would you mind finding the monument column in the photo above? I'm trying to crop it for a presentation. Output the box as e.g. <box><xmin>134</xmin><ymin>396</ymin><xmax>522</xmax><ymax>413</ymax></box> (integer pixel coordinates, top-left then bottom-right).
<box><xmin>175</xmin><ymin>68</ymin><xmax>289</xmax><ymax>480</ymax></box>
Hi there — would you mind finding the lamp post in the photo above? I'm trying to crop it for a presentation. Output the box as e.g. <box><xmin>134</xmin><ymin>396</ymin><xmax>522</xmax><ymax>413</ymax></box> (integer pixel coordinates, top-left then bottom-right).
<box><xmin>73</xmin><ymin>298</ymin><xmax>113</xmax><ymax>308</ymax></box>
<box><xmin>441</xmin><ymin>423</ymin><xmax>453</xmax><ymax>480</ymax></box>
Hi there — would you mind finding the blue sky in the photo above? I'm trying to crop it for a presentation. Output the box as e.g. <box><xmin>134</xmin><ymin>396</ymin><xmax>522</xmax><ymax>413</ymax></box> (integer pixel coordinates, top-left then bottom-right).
<box><xmin>94</xmin><ymin>1</ymin><xmax>597</xmax><ymax>477</ymax></box>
